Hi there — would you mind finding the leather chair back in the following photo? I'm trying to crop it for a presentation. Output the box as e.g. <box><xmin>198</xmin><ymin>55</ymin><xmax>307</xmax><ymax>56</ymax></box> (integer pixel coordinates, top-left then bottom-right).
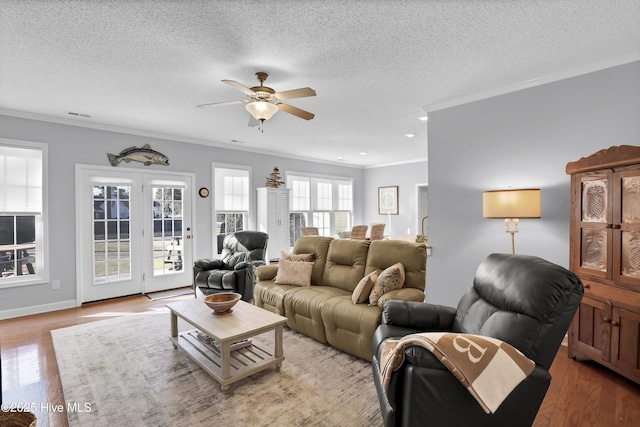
<box><xmin>452</xmin><ymin>253</ymin><xmax>584</xmax><ymax>370</ymax></box>
<box><xmin>220</xmin><ymin>231</ymin><xmax>269</xmax><ymax>267</ymax></box>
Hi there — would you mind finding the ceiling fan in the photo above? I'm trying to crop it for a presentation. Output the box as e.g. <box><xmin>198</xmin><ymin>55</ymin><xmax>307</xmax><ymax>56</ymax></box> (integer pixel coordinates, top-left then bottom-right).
<box><xmin>197</xmin><ymin>72</ymin><xmax>316</xmax><ymax>126</ymax></box>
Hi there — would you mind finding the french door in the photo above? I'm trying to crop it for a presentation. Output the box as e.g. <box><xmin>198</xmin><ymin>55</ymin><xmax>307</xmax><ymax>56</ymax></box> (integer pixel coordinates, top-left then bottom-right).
<box><xmin>75</xmin><ymin>165</ymin><xmax>194</xmax><ymax>303</ymax></box>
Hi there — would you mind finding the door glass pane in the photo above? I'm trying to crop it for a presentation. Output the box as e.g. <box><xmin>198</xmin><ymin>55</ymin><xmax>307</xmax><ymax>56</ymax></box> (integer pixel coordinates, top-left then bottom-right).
<box><xmin>622</xmin><ymin>177</ymin><xmax>640</xmax><ymax>224</ymax></box>
<box><xmin>153</xmin><ymin>186</ymin><xmax>183</xmax><ymax>275</ymax></box>
<box><xmin>92</xmin><ymin>185</ymin><xmax>132</xmax><ymax>284</ymax></box>
<box><xmin>582</xmin><ymin>180</ymin><xmax>608</xmax><ymax>223</ymax></box>
<box><xmin>581</xmin><ymin>229</ymin><xmax>607</xmax><ymax>272</ymax></box>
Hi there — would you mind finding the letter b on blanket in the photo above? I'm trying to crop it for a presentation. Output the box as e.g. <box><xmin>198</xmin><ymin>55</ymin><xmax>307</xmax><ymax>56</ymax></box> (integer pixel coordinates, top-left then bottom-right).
<box><xmin>452</xmin><ymin>335</ymin><xmax>487</xmax><ymax>363</ymax></box>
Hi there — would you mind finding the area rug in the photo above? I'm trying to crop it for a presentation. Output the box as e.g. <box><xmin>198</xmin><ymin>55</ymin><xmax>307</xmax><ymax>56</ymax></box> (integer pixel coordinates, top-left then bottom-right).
<box><xmin>51</xmin><ymin>309</ymin><xmax>382</xmax><ymax>426</ymax></box>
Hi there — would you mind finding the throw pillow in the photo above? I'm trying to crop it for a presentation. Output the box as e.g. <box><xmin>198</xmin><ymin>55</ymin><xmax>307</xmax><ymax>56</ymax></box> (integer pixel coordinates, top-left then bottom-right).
<box><xmin>280</xmin><ymin>251</ymin><xmax>315</xmax><ymax>262</ymax></box>
<box><xmin>352</xmin><ymin>269</ymin><xmax>382</xmax><ymax>304</ymax></box>
<box><xmin>274</xmin><ymin>259</ymin><xmax>314</xmax><ymax>287</ymax></box>
<box><xmin>369</xmin><ymin>262</ymin><xmax>406</xmax><ymax>307</ymax></box>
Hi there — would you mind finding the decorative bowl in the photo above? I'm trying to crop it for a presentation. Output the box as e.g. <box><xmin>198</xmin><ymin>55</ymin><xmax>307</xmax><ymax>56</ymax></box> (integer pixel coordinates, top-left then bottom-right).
<box><xmin>204</xmin><ymin>292</ymin><xmax>242</xmax><ymax>314</ymax></box>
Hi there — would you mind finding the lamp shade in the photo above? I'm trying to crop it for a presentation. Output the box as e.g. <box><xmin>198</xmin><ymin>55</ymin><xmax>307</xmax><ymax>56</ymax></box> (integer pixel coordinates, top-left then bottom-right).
<box><xmin>245</xmin><ymin>101</ymin><xmax>279</xmax><ymax>122</ymax></box>
<box><xmin>483</xmin><ymin>189</ymin><xmax>541</xmax><ymax>218</ymax></box>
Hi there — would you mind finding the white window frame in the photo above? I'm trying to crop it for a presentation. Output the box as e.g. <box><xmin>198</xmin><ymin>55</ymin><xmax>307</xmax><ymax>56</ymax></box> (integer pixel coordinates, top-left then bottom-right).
<box><xmin>286</xmin><ymin>171</ymin><xmax>353</xmax><ymax>241</ymax></box>
<box><xmin>212</xmin><ymin>162</ymin><xmax>252</xmax><ymax>242</ymax></box>
<box><xmin>0</xmin><ymin>138</ymin><xmax>49</xmax><ymax>288</ymax></box>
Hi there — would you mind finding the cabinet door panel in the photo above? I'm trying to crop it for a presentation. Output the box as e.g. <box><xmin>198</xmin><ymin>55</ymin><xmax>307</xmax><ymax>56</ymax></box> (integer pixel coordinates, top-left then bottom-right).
<box><xmin>582</xmin><ymin>178</ymin><xmax>609</xmax><ymax>223</ymax></box>
<box><xmin>611</xmin><ymin>307</ymin><xmax>640</xmax><ymax>380</ymax></box>
<box><xmin>614</xmin><ymin>171</ymin><xmax>640</xmax><ymax>289</ymax></box>
<box><xmin>581</xmin><ymin>229</ymin><xmax>608</xmax><ymax>273</ymax></box>
<box><xmin>575</xmin><ymin>174</ymin><xmax>612</xmax><ymax>279</ymax></box>
<box><xmin>571</xmin><ymin>296</ymin><xmax>611</xmax><ymax>362</ymax></box>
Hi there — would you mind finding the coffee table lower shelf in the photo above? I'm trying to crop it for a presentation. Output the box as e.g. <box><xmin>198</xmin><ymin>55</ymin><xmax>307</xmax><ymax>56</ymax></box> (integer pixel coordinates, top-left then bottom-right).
<box><xmin>172</xmin><ymin>329</ymin><xmax>284</xmax><ymax>391</ymax></box>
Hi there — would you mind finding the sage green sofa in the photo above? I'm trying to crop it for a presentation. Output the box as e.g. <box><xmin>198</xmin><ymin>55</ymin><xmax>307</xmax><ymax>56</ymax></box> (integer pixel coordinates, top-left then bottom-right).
<box><xmin>254</xmin><ymin>236</ymin><xmax>427</xmax><ymax>361</ymax></box>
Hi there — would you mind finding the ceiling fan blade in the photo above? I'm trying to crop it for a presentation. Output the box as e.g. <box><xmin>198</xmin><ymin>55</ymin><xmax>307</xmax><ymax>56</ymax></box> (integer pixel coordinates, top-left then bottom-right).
<box><xmin>274</xmin><ymin>87</ymin><xmax>316</xmax><ymax>100</ymax></box>
<box><xmin>197</xmin><ymin>100</ymin><xmax>246</xmax><ymax>108</ymax></box>
<box><xmin>222</xmin><ymin>79</ymin><xmax>257</xmax><ymax>96</ymax></box>
<box><xmin>248</xmin><ymin>116</ymin><xmax>260</xmax><ymax>127</ymax></box>
<box><xmin>278</xmin><ymin>103</ymin><xmax>315</xmax><ymax>120</ymax></box>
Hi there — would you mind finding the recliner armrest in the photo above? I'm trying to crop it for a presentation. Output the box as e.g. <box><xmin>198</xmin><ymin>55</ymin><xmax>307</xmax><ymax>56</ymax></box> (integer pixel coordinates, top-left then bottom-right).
<box><xmin>194</xmin><ymin>258</ymin><xmax>226</xmax><ymax>270</ymax></box>
<box><xmin>382</xmin><ymin>300</ymin><xmax>456</xmax><ymax>330</ymax></box>
<box><xmin>234</xmin><ymin>260</ymin><xmax>266</xmax><ymax>270</ymax></box>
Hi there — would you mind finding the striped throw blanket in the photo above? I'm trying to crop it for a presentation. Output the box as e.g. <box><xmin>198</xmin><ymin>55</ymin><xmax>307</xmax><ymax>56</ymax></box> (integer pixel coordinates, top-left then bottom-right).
<box><xmin>380</xmin><ymin>333</ymin><xmax>535</xmax><ymax>413</ymax></box>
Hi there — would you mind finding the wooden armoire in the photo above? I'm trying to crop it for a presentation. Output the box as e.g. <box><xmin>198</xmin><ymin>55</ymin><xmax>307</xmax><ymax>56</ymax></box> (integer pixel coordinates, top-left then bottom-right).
<box><xmin>566</xmin><ymin>145</ymin><xmax>640</xmax><ymax>385</ymax></box>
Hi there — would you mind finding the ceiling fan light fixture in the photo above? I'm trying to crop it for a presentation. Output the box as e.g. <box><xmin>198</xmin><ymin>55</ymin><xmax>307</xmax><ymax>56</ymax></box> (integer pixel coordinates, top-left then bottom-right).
<box><xmin>245</xmin><ymin>101</ymin><xmax>278</xmax><ymax>122</ymax></box>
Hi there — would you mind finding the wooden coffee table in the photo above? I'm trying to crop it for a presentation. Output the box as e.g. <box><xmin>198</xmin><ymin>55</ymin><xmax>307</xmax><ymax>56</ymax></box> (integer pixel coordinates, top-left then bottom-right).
<box><xmin>166</xmin><ymin>298</ymin><xmax>287</xmax><ymax>391</ymax></box>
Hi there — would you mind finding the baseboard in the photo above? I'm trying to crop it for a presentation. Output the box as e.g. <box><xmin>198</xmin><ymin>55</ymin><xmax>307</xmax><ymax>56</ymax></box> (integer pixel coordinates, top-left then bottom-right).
<box><xmin>0</xmin><ymin>299</ymin><xmax>77</xmax><ymax>320</ymax></box>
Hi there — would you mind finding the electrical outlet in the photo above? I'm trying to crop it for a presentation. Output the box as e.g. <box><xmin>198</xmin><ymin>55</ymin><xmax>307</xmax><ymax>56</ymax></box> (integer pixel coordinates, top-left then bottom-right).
<box><xmin>52</xmin><ymin>280</ymin><xmax>60</xmax><ymax>290</ymax></box>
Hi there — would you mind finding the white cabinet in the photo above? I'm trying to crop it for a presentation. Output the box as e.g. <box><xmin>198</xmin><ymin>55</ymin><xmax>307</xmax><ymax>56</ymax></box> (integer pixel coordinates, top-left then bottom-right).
<box><xmin>256</xmin><ymin>187</ymin><xmax>290</xmax><ymax>262</ymax></box>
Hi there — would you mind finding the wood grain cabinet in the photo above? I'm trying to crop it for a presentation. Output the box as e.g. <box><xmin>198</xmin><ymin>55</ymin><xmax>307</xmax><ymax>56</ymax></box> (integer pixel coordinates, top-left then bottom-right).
<box><xmin>566</xmin><ymin>145</ymin><xmax>640</xmax><ymax>385</ymax></box>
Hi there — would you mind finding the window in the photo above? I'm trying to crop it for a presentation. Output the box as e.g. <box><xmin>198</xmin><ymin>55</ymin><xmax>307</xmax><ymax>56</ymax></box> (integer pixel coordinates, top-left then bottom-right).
<box><xmin>287</xmin><ymin>173</ymin><xmax>353</xmax><ymax>244</ymax></box>
<box><xmin>213</xmin><ymin>165</ymin><xmax>250</xmax><ymax>235</ymax></box>
<box><xmin>0</xmin><ymin>140</ymin><xmax>47</xmax><ymax>287</ymax></box>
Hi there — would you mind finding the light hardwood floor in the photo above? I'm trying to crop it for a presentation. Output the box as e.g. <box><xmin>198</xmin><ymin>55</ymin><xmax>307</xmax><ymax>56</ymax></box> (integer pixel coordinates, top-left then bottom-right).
<box><xmin>1</xmin><ymin>293</ymin><xmax>640</xmax><ymax>427</ymax></box>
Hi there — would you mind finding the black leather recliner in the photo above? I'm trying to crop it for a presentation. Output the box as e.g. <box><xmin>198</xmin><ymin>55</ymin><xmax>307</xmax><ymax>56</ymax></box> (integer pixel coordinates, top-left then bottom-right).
<box><xmin>371</xmin><ymin>253</ymin><xmax>584</xmax><ymax>427</ymax></box>
<box><xmin>193</xmin><ymin>231</ymin><xmax>268</xmax><ymax>302</ymax></box>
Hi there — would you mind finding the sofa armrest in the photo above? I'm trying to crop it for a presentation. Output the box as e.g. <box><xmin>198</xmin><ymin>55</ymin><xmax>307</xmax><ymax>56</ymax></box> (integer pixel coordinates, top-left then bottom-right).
<box><xmin>255</xmin><ymin>264</ymin><xmax>279</xmax><ymax>281</ymax></box>
<box><xmin>382</xmin><ymin>300</ymin><xmax>456</xmax><ymax>331</ymax></box>
<box><xmin>235</xmin><ymin>260</ymin><xmax>266</xmax><ymax>271</ymax></box>
<box><xmin>376</xmin><ymin>288</ymin><xmax>425</xmax><ymax>306</ymax></box>
<box><xmin>194</xmin><ymin>258</ymin><xmax>226</xmax><ymax>270</ymax></box>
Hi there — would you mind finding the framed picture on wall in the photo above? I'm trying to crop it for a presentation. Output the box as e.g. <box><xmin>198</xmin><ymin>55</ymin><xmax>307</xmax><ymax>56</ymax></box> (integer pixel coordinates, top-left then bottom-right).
<box><xmin>378</xmin><ymin>186</ymin><xmax>399</xmax><ymax>215</ymax></box>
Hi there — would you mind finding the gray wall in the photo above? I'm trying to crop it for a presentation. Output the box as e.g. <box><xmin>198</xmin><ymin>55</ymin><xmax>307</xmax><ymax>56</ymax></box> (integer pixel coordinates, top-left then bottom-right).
<box><xmin>0</xmin><ymin>115</ymin><xmax>364</xmax><ymax>315</ymax></box>
<box><xmin>427</xmin><ymin>61</ymin><xmax>640</xmax><ymax>307</ymax></box>
<box><xmin>363</xmin><ymin>160</ymin><xmax>428</xmax><ymax>237</ymax></box>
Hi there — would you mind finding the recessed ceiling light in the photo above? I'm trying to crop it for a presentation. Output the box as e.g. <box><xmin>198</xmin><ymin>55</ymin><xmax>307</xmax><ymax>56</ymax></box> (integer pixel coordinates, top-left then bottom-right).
<box><xmin>418</xmin><ymin>116</ymin><xmax>428</xmax><ymax>121</ymax></box>
<box><xmin>405</xmin><ymin>133</ymin><xmax>415</xmax><ymax>138</ymax></box>
<box><xmin>337</xmin><ymin>156</ymin><xmax>344</xmax><ymax>161</ymax></box>
<box><xmin>359</xmin><ymin>152</ymin><xmax>367</xmax><ymax>155</ymax></box>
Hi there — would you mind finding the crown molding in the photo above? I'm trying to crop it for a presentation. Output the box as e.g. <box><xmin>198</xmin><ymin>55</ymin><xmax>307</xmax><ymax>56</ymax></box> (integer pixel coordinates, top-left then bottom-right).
<box><xmin>363</xmin><ymin>157</ymin><xmax>428</xmax><ymax>169</ymax></box>
<box><xmin>423</xmin><ymin>52</ymin><xmax>640</xmax><ymax>113</ymax></box>
<box><xmin>0</xmin><ymin>108</ymin><xmax>365</xmax><ymax>169</ymax></box>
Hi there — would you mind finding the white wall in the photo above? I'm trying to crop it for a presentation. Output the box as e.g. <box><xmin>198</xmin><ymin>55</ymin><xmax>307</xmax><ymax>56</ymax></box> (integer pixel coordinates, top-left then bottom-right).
<box><xmin>427</xmin><ymin>61</ymin><xmax>640</xmax><ymax>307</ymax></box>
<box><xmin>0</xmin><ymin>115</ymin><xmax>364</xmax><ymax>316</ymax></box>
<box><xmin>362</xmin><ymin>160</ymin><xmax>428</xmax><ymax>237</ymax></box>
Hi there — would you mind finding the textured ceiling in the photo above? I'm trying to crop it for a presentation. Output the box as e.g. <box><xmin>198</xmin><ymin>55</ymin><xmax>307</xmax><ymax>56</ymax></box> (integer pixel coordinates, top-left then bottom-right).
<box><xmin>1</xmin><ymin>0</ymin><xmax>639</xmax><ymax>167</ymax></box>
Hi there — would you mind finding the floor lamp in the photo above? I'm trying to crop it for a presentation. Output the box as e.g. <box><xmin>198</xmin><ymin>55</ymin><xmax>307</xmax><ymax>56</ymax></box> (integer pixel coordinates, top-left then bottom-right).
<box><xmin>483</xmin><ymin>189</ymin><xmax>541</xmax><ymax>254</ymax></box>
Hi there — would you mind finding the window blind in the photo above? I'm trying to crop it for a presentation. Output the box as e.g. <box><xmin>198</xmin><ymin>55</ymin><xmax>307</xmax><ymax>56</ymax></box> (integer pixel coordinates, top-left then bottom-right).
<box><xmin>0</xmin><ymin>145</ymin><xmax>43</xmax><ymax>214</ymax></box>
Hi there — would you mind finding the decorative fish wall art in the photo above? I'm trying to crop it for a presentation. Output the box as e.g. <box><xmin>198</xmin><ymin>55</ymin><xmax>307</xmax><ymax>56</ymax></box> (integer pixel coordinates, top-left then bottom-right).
<box><xmin>107</xmin><ymin>144</ymin><xmax>170</xmax><ymax>167</ymax></box>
